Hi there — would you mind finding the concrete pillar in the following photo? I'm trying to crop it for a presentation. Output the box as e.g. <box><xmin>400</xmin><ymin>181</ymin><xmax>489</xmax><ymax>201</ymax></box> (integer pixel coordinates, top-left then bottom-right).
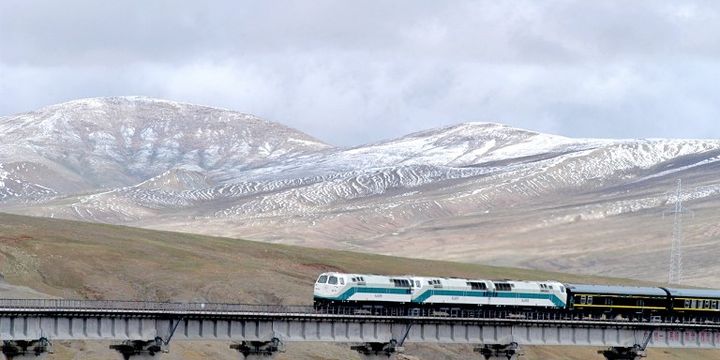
<box><xmin>110</xmin><ymin>338</ymin><xmax>166</xmax><ymax>359</ymax></box>
<box><xmin>1</xmin><ymin>339</ymin><xmax>52</xmax><ymax>360</ymax></box>
<box><xmin>1</xmin><ymin>339</ymin><xmax>51</xmax><ymax>360</ymax></box>
<box><xmin>598</xmin><ymin>346</ymin><xmax>647</xmax><ymax>360</ymax></box>
<box><xmin>230</xmin><ymin>338</ymin><xmax>284</xmax><ymax>359</ymax></box>
<box><xmin>351</xmin><ymin>340</ymin><xmax>404</xmax><ymax>359</ymax></box>
<box><xmin>473</xmin><ymin>343</ymin><xmax>520</xmax><ymax>360</ymax></box>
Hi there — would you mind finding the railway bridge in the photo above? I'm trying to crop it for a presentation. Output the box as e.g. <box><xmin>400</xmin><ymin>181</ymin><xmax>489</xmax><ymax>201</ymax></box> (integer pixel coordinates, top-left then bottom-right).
<box><xmin>1</xmin><ymin>300</ymin><xmax>720</xmax><ymax>359</ymax></box>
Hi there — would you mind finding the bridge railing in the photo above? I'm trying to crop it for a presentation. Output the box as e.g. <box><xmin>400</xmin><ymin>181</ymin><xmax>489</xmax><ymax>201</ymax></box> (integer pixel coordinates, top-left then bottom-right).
<box><xmin>0</xmin><ymin>299</ymin><xmax>315</xmax><ymax>314</ymax></box>
<box><xmin>2</xmin><ymin>300</ymin><xmax>720</xmax><ymax>325</ymax></box>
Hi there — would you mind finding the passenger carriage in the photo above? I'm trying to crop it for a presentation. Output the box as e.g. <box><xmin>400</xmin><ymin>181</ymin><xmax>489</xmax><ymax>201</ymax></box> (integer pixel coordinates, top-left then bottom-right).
<box><xmin>665</xmin><ymin>288</ymin><xmax>720</xmax><ymax>316</ymax></box>
<box><xmin>565</xmin><ymin>284</ymin><xmax>670</xmax><ymax>317</ymax></box>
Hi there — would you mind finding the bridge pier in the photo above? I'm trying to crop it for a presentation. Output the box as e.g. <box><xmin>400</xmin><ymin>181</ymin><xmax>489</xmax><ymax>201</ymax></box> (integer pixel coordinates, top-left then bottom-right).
<box><xmin>1</xmin><ymin>338</ymin><xmax>52</xmax><ymax>360</ymax></box>
<box><xmin>351</xmin><ymin>340</ymin><xmax>404</xmax><ymax>359</ymax></box>
<box><xmin>109</xmin><ymin>338</ymin><xmax>166</xmax><ymax>359</ymax></box>
<box><xmin>230</xmin><ymin>338</ymin><xmax>284</xmax><ymax>359</ymax></box>
<box><xmin>599</xmin><ymin>346</ymin><xmax>647</xmax><ymax>360</ymax></box>
<box><xmin>474</xmin><ymin>343</ymin><xmax>520</xmax><ymax>360</ymax></box>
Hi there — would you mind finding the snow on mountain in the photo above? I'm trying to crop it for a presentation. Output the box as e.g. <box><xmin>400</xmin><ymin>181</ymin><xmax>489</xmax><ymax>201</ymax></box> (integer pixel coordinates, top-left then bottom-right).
<box><xmin>136</xmin><ymin>166</ymin><xmax>215</xmax><ymax>192</ymax></box>
<box><xmin>0</xmin><ymin>162</ymin><xmax>58</xmax><ymax>202</ymax></box>
<box><xmin>0</xmin><ymin>96</ymin><xmax>331</xmax><ymax>202</ymax></box>
<box><xmin>337</xmin><ymin>122</ymin><xmax>588</xmax><ymax>167</ymax></box>
<box><xmin>215</xmin><ymin>165</ymin><xmax>488</xmax><ymax>218</ymax></box>
<box><xmin>4</xmin><ymin>97</ymin><xmax>720</xmax><ymax>286</ymax></box>
<box><xmin>4</xmin><ymin>99</ymin><xmax>720</xmax><ymax>221</ymax></box>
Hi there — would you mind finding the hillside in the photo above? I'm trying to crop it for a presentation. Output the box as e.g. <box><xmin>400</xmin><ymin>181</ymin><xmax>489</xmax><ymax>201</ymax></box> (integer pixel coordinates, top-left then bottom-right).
<box><xmin>0</xmin><ymin>212</ymin><xmax>640</xmax><ymax>302</ymax></box>
<box><xmin>0</xmin><ymin>212</ymin><xmax>717</xmax><ymax>359</ymax></box>
<box><xmin>2</xmin><ymin>97</ymin><xmax>720</xmax><ymax>288</ymax></box>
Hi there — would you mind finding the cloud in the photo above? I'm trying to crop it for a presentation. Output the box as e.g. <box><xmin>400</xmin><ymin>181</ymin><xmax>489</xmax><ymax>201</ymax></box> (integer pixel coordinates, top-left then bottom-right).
<box><xmin>2</xmin><ymin>1</ymin><xmax>720</xmax><ymax>145</ymax></box>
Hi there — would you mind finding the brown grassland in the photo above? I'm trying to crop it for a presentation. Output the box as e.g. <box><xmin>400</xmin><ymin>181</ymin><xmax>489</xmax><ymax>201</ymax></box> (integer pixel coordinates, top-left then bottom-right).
<box><xmin>0</xmin><ymin>212</ymin><xmax>716</xmax><ymax>359</ymax></box>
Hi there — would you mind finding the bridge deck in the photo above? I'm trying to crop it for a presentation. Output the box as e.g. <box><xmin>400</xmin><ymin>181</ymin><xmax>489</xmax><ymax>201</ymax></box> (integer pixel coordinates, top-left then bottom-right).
<box><xmin>0</xmin><ymin>299</ymin><xmax>719</xmax><ymax>349</ymax></box>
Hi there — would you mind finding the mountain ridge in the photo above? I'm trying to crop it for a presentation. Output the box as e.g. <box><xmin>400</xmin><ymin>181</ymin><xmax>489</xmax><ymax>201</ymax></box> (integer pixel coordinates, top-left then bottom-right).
<box><xmin>2</xmin><ymin>97</ymin><xmax>720</xmax><ymax>287</ymax></box>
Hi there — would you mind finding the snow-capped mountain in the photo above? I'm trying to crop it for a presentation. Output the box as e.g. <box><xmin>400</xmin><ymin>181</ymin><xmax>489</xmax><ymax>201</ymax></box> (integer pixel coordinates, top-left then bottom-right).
<box><xmin>0</xmin><ymin>97</ymin><xmax>329</xmax><ymax>202</ymax></box>
<box><xmin>2</xmin><ymin>97</ymin><xmax>720</xmax><ymax>286</ymax></box>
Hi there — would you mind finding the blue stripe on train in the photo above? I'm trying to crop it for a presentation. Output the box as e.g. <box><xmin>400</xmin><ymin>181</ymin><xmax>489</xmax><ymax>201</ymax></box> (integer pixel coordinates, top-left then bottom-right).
<box><xmin>316</xmin><ymin>287</ymin><xmax>411</xmax><ymax>301</ymax></box>
<box><xmin>413</xmin><ymin>289</ymin><xmax>566</xmax><ymax>308</ymax></box>
<box><xmin>316</xmin><ymin>286</ymin><xmax>566</xmax><ymax>308</ymax></box>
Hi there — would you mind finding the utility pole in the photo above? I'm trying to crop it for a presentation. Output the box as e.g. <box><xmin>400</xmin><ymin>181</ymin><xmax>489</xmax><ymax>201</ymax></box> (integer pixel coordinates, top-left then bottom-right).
<box><xmin>667</xmin><ymin>179</ymin><xmax>685</xmax><ymax>284</ymax></box>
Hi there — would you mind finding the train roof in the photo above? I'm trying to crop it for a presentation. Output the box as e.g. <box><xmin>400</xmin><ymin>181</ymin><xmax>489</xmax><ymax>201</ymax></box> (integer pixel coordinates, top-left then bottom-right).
<box><xmin>566</xmin><ymin>284</ymin><xmax>667</xmax><ymax>297</ymax></box>
<box><xmin>664</xmin><ymin>288</ymin><xmax>720</xmax><ymax>298</ymax></box>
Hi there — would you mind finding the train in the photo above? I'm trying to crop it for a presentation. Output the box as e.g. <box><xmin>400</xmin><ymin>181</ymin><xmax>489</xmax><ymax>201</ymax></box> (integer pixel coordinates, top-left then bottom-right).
<box><xmin>313</xmin><ymin>272</ymin><xmax>720</xmax><ymax>320</ymax></box>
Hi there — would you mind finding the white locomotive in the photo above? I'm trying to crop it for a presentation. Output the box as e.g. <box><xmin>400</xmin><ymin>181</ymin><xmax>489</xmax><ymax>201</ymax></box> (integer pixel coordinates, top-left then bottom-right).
<box><xmin>313</xmin><ymin>272</ymin><xmax>567</xmax><ymax>309</ymax></box>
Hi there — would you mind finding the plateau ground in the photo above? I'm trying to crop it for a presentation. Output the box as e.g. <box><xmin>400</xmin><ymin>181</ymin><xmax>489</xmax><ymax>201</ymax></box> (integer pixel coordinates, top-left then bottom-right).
<box><xmin>0</xmin><ymin>212</ymin><xmax>716</xmax><ymax>359</ymax></box>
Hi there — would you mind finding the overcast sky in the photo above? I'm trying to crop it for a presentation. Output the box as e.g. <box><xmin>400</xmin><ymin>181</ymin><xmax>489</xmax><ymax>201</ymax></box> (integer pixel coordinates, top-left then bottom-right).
<box><xmin>2</xmin><ymin>1</ymin><xmax>720</xmax><ymax>145</ymax></box>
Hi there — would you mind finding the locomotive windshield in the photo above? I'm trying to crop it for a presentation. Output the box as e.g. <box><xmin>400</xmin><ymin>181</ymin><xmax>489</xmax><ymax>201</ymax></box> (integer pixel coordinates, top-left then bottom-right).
<box><xmin>317</xmin><ymin>275</ymin><xmax>328</xmax><ymax>284</ymax></box>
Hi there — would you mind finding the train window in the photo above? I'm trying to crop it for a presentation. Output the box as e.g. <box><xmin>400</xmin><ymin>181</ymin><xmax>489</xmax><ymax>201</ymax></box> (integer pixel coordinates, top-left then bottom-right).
<box><xmin>339</xmin><ymin>278</ymin><xmax>345</xmax><ymax>285</ymax></box>
<box><xmin>495</xmin><ymin>283</ymin><xmax>512</xmax><ymax>291</ymax></box>
<box><xmin>705</xmin><ymin>300</ymin><xmax>711</xmax><ymax>309</ymax></box>
<box><xmin>560</xmin><ymin>286</ymin><xmax>565</xmax><ymax>292</ymax></box>
<box><xmin>467</xmin><ymin>282</ymin><xmax>487</xmax><ymax>290</ymax></box>
<box><xmin>713</xmin><ymin>300</ymin><xmax>719</xmax><ymax>309</ymax></box>
<box><xmin>637</xmin><ymin>300</ymin><xmax>644</xmax><ymax>307</ymax></box>
<box><xmin>392</xmin><ymin>279</ymin><xmax>411</xmax><ymax>288</ymax></box>
<box><xmin>318</xmin><ymin>275</ymin><xmax>328</xmax><ymax>284</ymax></box>
<box><xmin>685</xmin><ymin>300</ymin><xmax>691</xmax><ymax>308</ymax></box>
<box><xmin>605</xmin><ymin>298</ymin><xmax>613</xmax><ymax>305</ymax></box>
<box><xmin>328</xmin><ymin>276</ymin><xmax>338</xmax><ymax>285</ymax></box>
<box><xmin>587</xmin><ymin>296</ymin><xmax>593</xmax><ymax>305</ymax></box>
<box><xmin>415</xmin><ymin>280</ymin><xmax>421</xmax><ymax>288</ymax></box>
<box><xmin>580</xmin><ymin>296</ymin><xmax>586</xmax><ymax>304</ymax></box>
<box><xmin>549</xmin><ymin>286</ymin><xmax>553</xmax><ymax>290</ymax></box>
